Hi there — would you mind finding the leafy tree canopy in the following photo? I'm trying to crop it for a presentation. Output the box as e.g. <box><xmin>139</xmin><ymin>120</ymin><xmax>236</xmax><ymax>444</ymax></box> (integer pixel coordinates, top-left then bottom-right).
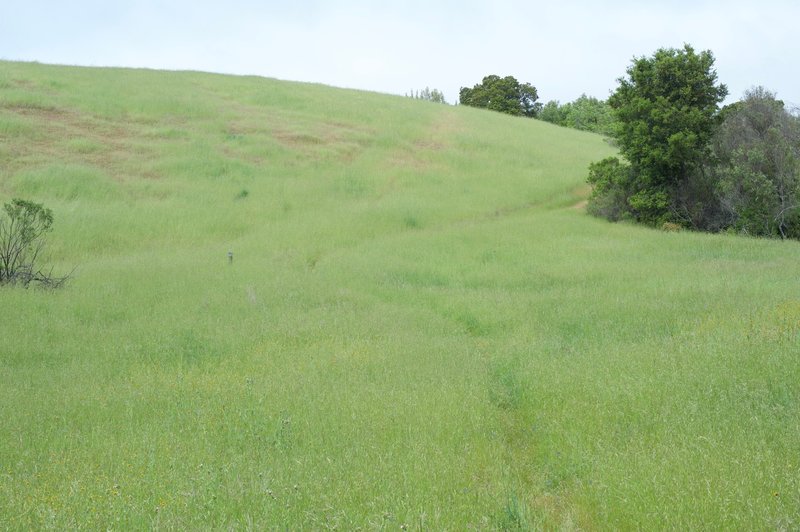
<box><xmin>611</xmin><ymin>44</ymin><xmax>728</xmax><ymax>187</ymax></box>
<box><xmin>589</xmin><ymin>44</ymin><xmax>728</xmax><ymax>225</ymax></box>
<box><xmin>459</xmin><ymin>75</ymin><xmax>542</xmax><ymax>118</ymax></box>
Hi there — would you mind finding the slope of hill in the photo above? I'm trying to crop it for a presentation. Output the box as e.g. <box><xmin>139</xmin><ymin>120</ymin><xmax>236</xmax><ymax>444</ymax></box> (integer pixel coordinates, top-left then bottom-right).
<box><xmin>1</xmin><ymin>61</ymin><xmax>798</xmax><ymax>529</ymax></box>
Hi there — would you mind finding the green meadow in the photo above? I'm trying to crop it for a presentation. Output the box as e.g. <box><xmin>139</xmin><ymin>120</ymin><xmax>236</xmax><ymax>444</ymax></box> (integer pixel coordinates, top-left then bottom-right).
<box><xmin>1</xmin><ymin>61</ymin><xmax>798</xmax><ymax>529</ymax></box>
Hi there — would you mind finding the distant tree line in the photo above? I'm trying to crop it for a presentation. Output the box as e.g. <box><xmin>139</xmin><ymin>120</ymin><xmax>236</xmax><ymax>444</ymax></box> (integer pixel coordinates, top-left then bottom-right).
<box><xmin>407</xmin><ymin>87</ymin><xmax>447</xmax><ymax>104</ymax></box>
<box><xmin>587</xmin><ymin>44</ymin><xmax>800</xmax><ymax>239</ymax></box>
<box><xmin>539</xmin><ymin>95</ymin><xmax>615</xmax><ymax>136</ymax></box>
<box><xmin>457</xmin><ymin>76</ymin><xmax>615</xmax><ymax>136</ymax></box>
<box><xmin>457</xmin><ymin>52</ymin><xmax>800</xmax><ymax>240</ymax></box>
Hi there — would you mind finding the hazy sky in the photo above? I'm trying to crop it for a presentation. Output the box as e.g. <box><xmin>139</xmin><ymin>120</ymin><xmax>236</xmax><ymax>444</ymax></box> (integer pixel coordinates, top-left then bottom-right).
<box><xmin>2</xmin><ymin>1</ymin><xmax>798</xmax><ymax>106</ymax></box>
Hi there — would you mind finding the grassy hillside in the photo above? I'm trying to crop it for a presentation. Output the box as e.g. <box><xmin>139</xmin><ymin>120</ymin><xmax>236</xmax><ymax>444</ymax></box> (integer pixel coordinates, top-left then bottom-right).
<box><xmin>1</xmin><ymin>61</ymin><xmax>798</xmax><ymax>529</ymax></box>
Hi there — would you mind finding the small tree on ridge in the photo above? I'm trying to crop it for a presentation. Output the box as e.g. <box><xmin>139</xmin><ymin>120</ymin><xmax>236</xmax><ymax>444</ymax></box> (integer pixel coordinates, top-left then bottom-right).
<box><xmin>459</xmin><ymin>75</ymin><xmax>542</xmax><ymax>118</ymax></box>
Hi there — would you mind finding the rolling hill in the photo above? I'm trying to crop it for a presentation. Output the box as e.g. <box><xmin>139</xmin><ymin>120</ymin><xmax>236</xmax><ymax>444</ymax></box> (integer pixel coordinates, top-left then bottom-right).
<box><xmin>1</xmin><ymin>61</ymin><xmax>798</xmax><ymax>529</ymax></box>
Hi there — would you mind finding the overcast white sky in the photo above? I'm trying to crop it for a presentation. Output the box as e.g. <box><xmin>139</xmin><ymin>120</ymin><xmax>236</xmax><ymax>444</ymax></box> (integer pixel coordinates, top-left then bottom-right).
<box><xmin>2</xmin><ymin>1</ymin><xmax>798</xmax><ymax>106</ymax></box>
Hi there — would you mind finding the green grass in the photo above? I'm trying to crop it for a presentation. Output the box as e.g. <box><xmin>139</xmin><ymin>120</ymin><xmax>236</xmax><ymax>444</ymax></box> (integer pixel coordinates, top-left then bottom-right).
<box><xmin>1</xmin><ymin>60</ymin><xmax>799</xmax><ymax>529</ymax></box>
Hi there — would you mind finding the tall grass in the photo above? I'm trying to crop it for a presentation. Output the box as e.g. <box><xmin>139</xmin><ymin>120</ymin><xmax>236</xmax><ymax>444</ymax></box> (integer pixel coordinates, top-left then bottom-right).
<box><xmin>1</xmin><ymin>60</ymin><xmax>798</xmax><ymax>529</ymax></box>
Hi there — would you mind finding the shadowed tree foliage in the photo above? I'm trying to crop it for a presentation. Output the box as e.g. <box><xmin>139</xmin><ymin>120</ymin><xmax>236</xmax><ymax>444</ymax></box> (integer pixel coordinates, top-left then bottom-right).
<box><xmin>712</xmin><ymin>87</ymin><xmax>800</xmax><ymax>238</ymax></box>
<box><xmin>459</xmin><ymin>75</ymin><xmax>542</xmax><ymax>118</ymax></box>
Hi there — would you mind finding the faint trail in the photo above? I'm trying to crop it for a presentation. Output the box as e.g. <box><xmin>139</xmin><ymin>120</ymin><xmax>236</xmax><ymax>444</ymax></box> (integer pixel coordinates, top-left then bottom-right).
<box><xmin>568</xmin><ymin>184</ymin><xmax>591</xmax><ymax>211</ymax></box>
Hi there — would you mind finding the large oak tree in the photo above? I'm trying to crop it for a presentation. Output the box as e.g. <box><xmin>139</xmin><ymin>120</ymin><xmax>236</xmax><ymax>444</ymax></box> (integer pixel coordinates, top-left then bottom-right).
<box><xmin>588</xmin><ymin>45</ymin><xmax>728</xmax><ymax>225</ymax></box>
<box><xmin>459</xmin><ymin>75</ymin><xmax>542</xmax><ymax>118</ymax></box>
